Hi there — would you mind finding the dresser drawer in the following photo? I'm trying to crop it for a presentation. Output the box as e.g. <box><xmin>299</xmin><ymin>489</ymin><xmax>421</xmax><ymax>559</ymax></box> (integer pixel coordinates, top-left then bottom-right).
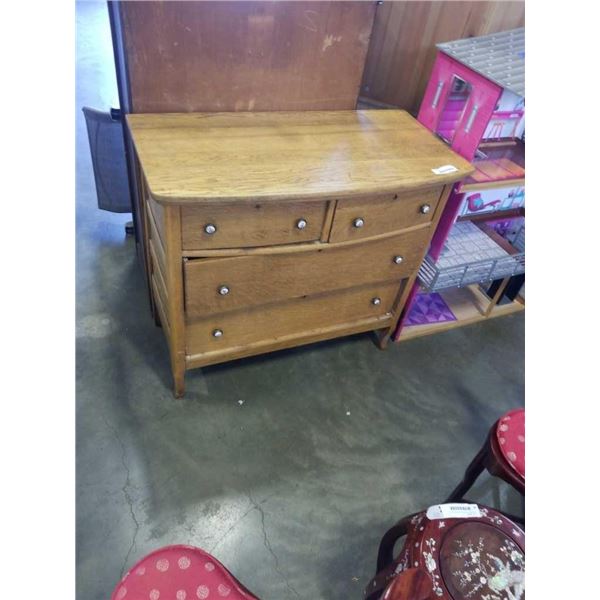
<box><xmin>186</xmin><ymin>281</ymin><xmax>400</xmax><ymax>356</ymax></box>
<box><xmin>181</xmin><ymin>201</ymin><xmax>329</xmax><ymax>250</ymax></box>
<box><xmin>329</xmin><ymin>187</ymin><xmax>442</xmax><ymax>243</ymax></box>
<box><xmin>184</xmin><ymin>227</ymin><xmax>430</xmax><ymax>318</ymax></box>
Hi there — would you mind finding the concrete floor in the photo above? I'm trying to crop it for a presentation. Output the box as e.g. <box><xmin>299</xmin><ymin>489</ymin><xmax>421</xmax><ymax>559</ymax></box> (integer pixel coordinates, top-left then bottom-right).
<box><xmin>75</xmin><ymin>3</ymin><xmax>524</xmax><ymax>599</ymax></box>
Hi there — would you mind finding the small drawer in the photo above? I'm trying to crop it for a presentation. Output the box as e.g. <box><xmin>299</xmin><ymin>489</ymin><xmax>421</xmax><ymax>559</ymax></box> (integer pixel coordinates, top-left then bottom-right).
<box><xmin>186</xmin><ymin>281</ymin><xmax>401</xmax><ymax>356</ymax></box>
<box><xmin>181</xmin><ymin>201</ymin><xmax>329</xmax><ymax>250</ymax></box>
<box><xmin>329</xmin><ymin>187</ymin><xmax>442</xmax><ymax>243</ymax></box>
<box><xmin>184</xmin><ymin>227</ymin><xmax>430</xmax><ymax>319</ymax></box>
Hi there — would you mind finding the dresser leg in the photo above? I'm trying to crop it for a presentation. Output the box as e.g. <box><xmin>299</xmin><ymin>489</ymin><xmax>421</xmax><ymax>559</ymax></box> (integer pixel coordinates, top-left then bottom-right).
<box><xmin>172</xmin><ymin>365</ymin><xmax>186</xmax><ymax>398</ymax></box>
<box><xmin>374</xmin><ymin>329</ymin><xmax>391</xmax><ymax>350</ymax></box>
<box><xmin>173</xmin><ymin>376</ymin><xmax>185</xmax><ymax>398</ymax></box>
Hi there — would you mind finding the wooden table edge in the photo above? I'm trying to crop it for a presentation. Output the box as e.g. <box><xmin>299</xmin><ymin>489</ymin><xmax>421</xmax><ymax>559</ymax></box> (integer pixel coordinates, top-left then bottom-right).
<box><xmin>145</xmin><ymin>175</ymin><xmax>473</xmax><ymax>206</ymax></box>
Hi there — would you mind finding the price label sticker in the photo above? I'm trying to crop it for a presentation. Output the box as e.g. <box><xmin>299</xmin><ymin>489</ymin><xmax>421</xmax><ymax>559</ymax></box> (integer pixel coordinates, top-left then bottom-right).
<box><xmin>426</xmin><ymin>503</ymin><xmax>482</xmax><ymax>520</ymax></box>
<box><xmin>432</xmin><ymin>164</ymin><xmax>459</xmax><ymax>175</ymax></box>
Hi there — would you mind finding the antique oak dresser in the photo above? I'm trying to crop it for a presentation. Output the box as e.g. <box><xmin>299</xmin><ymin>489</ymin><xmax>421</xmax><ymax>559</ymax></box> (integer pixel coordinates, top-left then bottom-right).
<box><xmin>127</xmin><ymin>110</ymin><xmax>473</xmax><ymax>396</ymax></box>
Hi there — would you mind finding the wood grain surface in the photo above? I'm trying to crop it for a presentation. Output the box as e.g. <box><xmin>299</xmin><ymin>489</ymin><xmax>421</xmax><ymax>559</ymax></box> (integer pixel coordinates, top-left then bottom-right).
<box><xmin>186</xmin><ymin>281</ymin><xmax>401</xmax><ymax>357</ymax></box>
<box><xmin>183</xmin><ymin>227</ymin><xmax>430</xmax><ymax>318</ymax></box>
<box><xmin>181</xmin><ymin>200</ymin><xmax>329</xmax><ymax>250</ymax></box>
<box><xmin>185</xmin><ymin>314</ymin><xmax>393</xmax><ymax>370</ymax></box>
<box><xmin>127</xmin><ymin>110</ymin><xmax>473</xmax><ymax>204</ymax></box>
<box><xmin>361</xmin><ymin>1</ymin><xmax>525</xmax><ymax>114</ymax></box>
<box><xmin>329</xmin><ymin>187</ymin><xmax>442</xmax><ymax>243</ymax></box>
<box><xmin>118</xmin><ymin>1</ymin><xmax>375</xmax><ymax>113</ymax></box>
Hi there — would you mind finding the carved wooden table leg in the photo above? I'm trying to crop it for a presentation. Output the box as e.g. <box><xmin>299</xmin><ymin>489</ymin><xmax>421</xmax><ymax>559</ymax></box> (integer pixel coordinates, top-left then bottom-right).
<box><xmin>445</xmin><ymin>409</ymin><xmax>525</xmax><ymax>518</ymax></box>
<box><xmin>445</xmin><ymin>436</ymin><xmax>489</xmax><ymax>503</ymax></box>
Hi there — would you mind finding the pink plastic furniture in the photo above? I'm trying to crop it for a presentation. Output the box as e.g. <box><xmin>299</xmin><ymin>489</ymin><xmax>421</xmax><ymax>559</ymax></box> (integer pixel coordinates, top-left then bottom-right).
<box><xmin>418</xmin><ymin>53</ymin><xmax>502</xmax><ymax>162</ymax></box>
<box><xmin>111</xmin><ymin>545</ymin><xmax>260</xmax><ymax>600</ymax></box>
<box><xmin>392</xmin><ymin>44</ymin><xmax>516</xmax><ymax>342</ymax></box>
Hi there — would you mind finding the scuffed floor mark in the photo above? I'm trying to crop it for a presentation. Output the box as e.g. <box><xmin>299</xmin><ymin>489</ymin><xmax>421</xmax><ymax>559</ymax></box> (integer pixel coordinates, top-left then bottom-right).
<box><xmin>102</xmin><ymin>416</ymin><xmax>141</xmax><ymax>578</ymax></box>
<box><xmin>209</xmin><ymin>491</ymin><xmax>276</xmax><ymax>554</ymax></box>
<box><xmin>77</xmin><ymin>313</ymin><xmax>115</xmax><ymax>338</ymax></box>
<box><xmin>209</xmin><ymin>502</ymin><xmax>257</xmax><ymax>554</ymax></box>
<box><xmin>248</xmin><ymin>492</ymin><xmax>301</xmax><ymax>599</ymax></box>
<box><xmin>322</xmin><ymin>34</ymin><xmax>342</xmax><ymax>52</ymax></box>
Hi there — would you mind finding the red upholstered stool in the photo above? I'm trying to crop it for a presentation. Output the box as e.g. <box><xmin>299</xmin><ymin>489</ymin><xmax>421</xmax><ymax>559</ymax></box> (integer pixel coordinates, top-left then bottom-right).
<box><xmin>445</xmin><ymin>409</ymin><xmax>525</xmax><ymax>514</ymax></box>
<box><xmin>365</xmin><ymin>504</ymin><xmax>525</xmax><ymax>600</ymax></box>
<box><xmin>111</xmin><ymin>545</ymin><xmax>260</xmax><ymax>600</ymax></box>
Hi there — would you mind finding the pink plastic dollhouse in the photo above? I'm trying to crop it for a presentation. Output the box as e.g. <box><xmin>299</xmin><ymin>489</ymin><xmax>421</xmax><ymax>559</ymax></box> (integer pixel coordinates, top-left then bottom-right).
<box><xmin>393</xmin><ymin>28</ymin><xmax>525</xmax><ymax>341</ymax></box>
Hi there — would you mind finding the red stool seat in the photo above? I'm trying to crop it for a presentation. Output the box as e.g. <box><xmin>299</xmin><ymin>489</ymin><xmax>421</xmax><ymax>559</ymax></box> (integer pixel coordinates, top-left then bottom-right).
<box><xmin>446</xmin><ymin>407</ymin><xmax>525</xmax><ymax>506</ymax></box>
<box><xmin>111</xmin><ymin>545</ymin><xmax>259</xmax><ymax>600</ymax></box>
<box><xmin>496</xmin><ymin>408</ymin><xmax>525</xmax><ymax>478</ymax></box>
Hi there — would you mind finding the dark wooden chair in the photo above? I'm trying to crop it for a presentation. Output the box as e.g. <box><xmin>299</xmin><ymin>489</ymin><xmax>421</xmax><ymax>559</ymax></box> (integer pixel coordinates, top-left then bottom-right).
<box><xmin>445</xmin><ymin>409</ymin><xmax>524</xmax><ymax>517</ymax></box>
<box><xmin>365</xmin><ymin>504</ymin><xmax>525</xmax><ymax>600</ymax></box>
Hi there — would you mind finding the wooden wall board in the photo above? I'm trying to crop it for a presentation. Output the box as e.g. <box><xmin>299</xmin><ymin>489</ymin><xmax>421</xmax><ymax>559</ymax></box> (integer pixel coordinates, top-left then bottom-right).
<box><xmin>118</xmin><ymin>0</ymin><xmax>376</xmax><ymax>113</ymax></box>
<box><xmin>361</xmin><ymin>1</ymin><xmax>525</xmax><ymax>114</ymax></box>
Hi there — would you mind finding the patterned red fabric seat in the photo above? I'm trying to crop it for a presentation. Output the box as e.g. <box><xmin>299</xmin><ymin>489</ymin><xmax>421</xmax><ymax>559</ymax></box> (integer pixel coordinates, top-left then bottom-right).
<box><xmin>111</xmin><ymin>545</ymin><xmax>260</xmax><ymax>600</ymax></box>
<box><xmin>496</xmin><ymin>408</ymin><xmax>525</xmax><ymax>478</ymax></box>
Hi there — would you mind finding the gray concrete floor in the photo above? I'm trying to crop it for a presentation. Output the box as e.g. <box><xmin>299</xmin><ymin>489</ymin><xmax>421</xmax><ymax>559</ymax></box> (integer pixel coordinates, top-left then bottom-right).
<box><xmin>75</xmin><ymin>3</ymin><xmax>524</xmax><ymax>599</ymax></box>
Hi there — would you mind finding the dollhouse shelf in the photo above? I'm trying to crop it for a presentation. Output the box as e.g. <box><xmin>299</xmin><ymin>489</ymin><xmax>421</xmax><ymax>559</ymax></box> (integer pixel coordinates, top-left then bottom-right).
<box><xmin>461</xmin><ymin>140</ymin><xmax>525</xmax><ymax>192</ymax></box>
<box><xmin>458</xmin><ymin>207</ymin><xmax>524</xmax><ymax>223</ymax></box>
<box><xmin>393</xmin><ymin>27</ymin><xmax>525</xmax><ymax>344</ymax></box>
<box><xmin>437</xmin><ymin>28</ymin><xmax>524</xmax><ymax>97</ymax></box>
<box><xmin>418</xmin><ymin>221</ymin><xmax>525</xmax><ymax>292</ymax></box>
<box><xmin>512</xmin><ymin>224</ymin><xmax>525</xmax><ymax>252</ymax></box>
<box><xmin>398</xmin><ymin>285</ymin><xmax>525</xmax><ymax>342</ymax></box>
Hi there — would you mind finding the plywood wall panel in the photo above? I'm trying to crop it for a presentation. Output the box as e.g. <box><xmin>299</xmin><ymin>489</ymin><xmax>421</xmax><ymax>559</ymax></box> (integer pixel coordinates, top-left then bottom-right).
<box><xmin>119</xmin><ymin>1</ymin><xmax>376</xmax><ymax>113</ymax></box>
<box><xmin>361</xmin><ymin>1</ymin><xmax>525</xmax><ymax>115</ymax></box>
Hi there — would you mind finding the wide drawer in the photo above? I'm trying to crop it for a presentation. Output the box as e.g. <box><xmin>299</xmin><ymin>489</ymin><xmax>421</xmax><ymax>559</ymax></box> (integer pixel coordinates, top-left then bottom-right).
<box><xmin>184</xmin><ymin>227</ymin><xmax>430</xmax><ymax>318</ymax></box>
<box><xmin>186</xmin><ymin>281</ymin><xmax>401</xmax><ymax>357</ymax></box>
<box><xmin>181</xmin><ymin>201</ymin><xmax>329</xmax><ymax>250</ymax></box>
<box><xmin>329</xmin><ymin>187</ymin><xmax>442</xmax><ymax>243</ymax></box>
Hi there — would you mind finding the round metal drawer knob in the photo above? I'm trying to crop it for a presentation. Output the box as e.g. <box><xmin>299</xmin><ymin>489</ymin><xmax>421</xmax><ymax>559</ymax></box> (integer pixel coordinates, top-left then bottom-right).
<box><xmin>204</xmin><ymin>223</ymin><xmax>217</xmax><ymax>235</ymax></box>
<box><xmin>393</xmin><ymin>255</ymin><xmax>404</xmax><ymax>264</ymax></box>
<box><xmin>420</xmin><ymin>204</ymin><xmax>431</xmax><ymax>215</ymax></box>
<box><xmin>296</xmin><ymin>218</ymin><xmax>308</xmax><ymax>230</ymax></box>
<box><xmin>353</xmin><ymin>217</ymin><xmax>365</xmax><ymax>228</ymax></box>
<box><xmin>372</xmin><ymin>297</ymin><xmax>382</xmax><ymax>306</ymax></box>
<box><xmin>218</xmin><ymin>285</ymin><xmax>230</xmax><ymax>296</ymax></box>
<box><xmin>212</xmin><ymin>329</ymin><xmax>223</xmax><ymax>338</ymax></box>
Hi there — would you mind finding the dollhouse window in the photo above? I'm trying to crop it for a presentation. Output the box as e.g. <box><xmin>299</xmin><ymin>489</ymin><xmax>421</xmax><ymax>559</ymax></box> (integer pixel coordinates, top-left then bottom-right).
<box><xmin>435</xmin><ymin>75</ymin><xmax>472</xmax><ymax>144</ymax></box>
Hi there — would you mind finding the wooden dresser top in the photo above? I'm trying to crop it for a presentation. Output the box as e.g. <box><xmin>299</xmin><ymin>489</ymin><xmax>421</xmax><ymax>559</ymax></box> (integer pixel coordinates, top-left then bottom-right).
<box><xmin>127</xmin><ymin>110</ymin><xmax>473</xmax><ymax>204</ymax></box>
